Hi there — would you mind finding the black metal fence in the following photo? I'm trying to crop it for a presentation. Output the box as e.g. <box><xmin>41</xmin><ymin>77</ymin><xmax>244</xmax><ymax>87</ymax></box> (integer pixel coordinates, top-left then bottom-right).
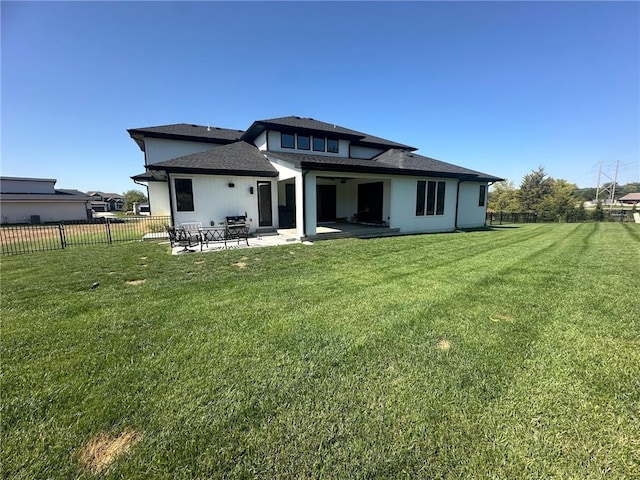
<box><xmin>486</xmin><ymin>212</ymin><xmax>538</xmax><ymax>225</ymax></box>
<box><xmin>487</xmin><ymin>209</ymin><xmax>638</xmax><ymax>225</ymax></box>
<box><xmin>0</xmin><ymin>216</ymin><xmax>170</xmax><ymax>255</ymax></box>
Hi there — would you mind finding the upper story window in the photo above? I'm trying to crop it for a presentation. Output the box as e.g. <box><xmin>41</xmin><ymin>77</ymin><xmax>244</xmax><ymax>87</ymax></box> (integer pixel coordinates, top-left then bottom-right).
<box><xmin>175</xmin><ymin>178</ymin><xmax>194</xmax><ymax>212</ymax></box>
<box><xmin>479</xmin><ymin>185</ymin><xmax>487</xmax><ymax>206</ymax></box>
<box><xmin>297</xmin><ymin>134</ymin><xmax>310</xmax><ymax>150</ymax></box>
<box><xmin>281</xmin><ymin>133</ymin><xmax>295</xmax><ymax>149</ymax></box>
<box><xmin>279</xmin><ymin>131</ymin><xmax>339</xmax><ymax>154</ymax></box>
<box><xmin>416</xmin><ymin>180</ymin><xmax>445</xmax><ymax>216</ymax></box>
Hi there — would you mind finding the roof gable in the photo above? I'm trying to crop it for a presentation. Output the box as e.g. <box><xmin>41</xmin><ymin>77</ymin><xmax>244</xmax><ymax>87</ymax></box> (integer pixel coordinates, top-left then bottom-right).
<box><xmin>241</xmin><ymin>116</ymin><xmax>416</xmax><ymax>150</ymax></box>
<box><xmin>127</xmin><ymin>123</ymin><xmax>244</xmax><ymax>151</ymax></box>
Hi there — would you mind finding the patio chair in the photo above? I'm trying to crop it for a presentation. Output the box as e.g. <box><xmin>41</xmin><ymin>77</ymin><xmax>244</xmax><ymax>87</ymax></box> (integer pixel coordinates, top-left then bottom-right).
<box><xmin>165</xmin><ymin>225</ymin><xmax>198</xmax><ymax>253</ymax></box>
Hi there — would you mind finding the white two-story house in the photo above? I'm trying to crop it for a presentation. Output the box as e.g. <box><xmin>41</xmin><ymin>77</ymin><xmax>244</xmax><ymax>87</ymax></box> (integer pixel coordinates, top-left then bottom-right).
<box><xmin>129</xmin><ymin>116</ymin><xmax>502</xmax><ymax>239</ymax></box>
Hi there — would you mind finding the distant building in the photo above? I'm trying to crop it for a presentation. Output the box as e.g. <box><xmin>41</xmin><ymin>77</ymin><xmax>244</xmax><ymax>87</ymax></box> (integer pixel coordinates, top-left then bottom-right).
<box><xmin>86</xmin><ymin>191</ymin><xmax>125</xmax><ymax>212</ymax></box>
<box><xmin>619</xmin><ymin>193</ymin><xmax>640</xmax><ymax>205</ymax></box>
<box><xmin>0</xmin><ymin>177</ymin><xmax>92</xmax><ymax>224</ymax></box>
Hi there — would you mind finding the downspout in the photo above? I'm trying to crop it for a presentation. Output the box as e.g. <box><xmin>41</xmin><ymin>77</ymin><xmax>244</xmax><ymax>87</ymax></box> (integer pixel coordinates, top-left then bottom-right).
<box><xmin>132</xmin><ymin>178</ymin><xmax>150</xmax><ymax>213</ymax></box>
<box><xmin>454</xmin><ymin>179</ymin><xmax>462</xmax><ymax>230</ymax></box>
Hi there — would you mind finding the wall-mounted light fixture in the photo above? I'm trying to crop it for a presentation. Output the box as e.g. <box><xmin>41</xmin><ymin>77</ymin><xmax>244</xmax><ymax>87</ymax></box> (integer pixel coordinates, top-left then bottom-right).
<box><xmin>228</xmin><ymin>182</ymin><xmax>235</xmax><ymax>188</ymax></box>
<box><xmin>249</xmin><ymin>186</ymin><xmax>254</xmax><ymax>194</ymax></box>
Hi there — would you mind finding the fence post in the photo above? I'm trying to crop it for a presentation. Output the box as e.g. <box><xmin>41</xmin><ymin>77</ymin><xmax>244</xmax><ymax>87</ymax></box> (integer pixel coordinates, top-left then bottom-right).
<box><xmin>58</xmin><ymin>223</ymin><xmax>66</xmax><ymax>249</ymax></box>
<box><xmin>106</xmin><ymin>218</ymin><xmax>113</xmax><ymax>244</ymax></box>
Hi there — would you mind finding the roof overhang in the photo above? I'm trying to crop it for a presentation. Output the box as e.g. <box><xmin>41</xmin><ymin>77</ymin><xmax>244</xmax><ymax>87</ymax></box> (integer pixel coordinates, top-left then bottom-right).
<box><xmin>127</xmin><ymin>129</ymin><xmax>239</xmax><ymax>153</ymax></box>
<box><xmin>298</xmin><ymin>162</ymin><xmax>500</xmax><ymax>181</ymax></box>
<box><xmin>146</xmin><ymin>164</ymin><xmax>278</xmax><ymax>178</ymax></box>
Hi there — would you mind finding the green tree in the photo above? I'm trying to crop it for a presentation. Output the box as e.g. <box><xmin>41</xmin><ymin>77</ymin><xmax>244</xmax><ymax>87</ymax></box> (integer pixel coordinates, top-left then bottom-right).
<box><xmin>538</xmin><ymin>179</ymin><xmax>577</xmax><ymax>222</ymax></box>
<box><xmin>123</xmin><ymin>190</ymin><xmax>147</xmax><ymax>211</ymax></box>
<box><xmin>573</xmin><ymin>187</ymin><xmax>597</xmax><ymax>202</ymax></box>
<box><xmin>620</xmin><ymin>182</ymin><xmax>640</xmax><ymax>196</ymax></box>
<box><xmin>591</xmin><ymin>202</ymin><xmax>605</xmax><ymax>222</ymax></box>
<box><xmin>519</xmin><ymin>167</ymin><xmax>553</xmax><ymax>212</ymax></box>
<box><xmin>488</xmin><ymin>180</ymin><xmax>520</xmax><ymax>212</ymax></box>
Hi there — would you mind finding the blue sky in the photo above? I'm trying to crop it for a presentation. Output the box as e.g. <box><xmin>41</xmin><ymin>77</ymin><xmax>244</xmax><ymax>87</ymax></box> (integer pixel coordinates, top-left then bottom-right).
<box><xmin>2</xmin><ymin>1</ymin><xmax>639</xmax><ymax>194</ymax></box>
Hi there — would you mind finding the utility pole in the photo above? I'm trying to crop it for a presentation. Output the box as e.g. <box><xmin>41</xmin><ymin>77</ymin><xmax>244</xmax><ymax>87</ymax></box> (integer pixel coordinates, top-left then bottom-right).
<box><xmin>595</xmin><ymin>161</ymin><xmax>619</xmax><ymax>206</ymax></box>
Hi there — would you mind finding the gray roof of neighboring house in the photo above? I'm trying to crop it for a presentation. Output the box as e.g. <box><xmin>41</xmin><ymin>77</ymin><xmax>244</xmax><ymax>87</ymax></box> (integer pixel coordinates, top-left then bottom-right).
<box><xmin>86</xmin><ymin>191</ymin><xmax>125</xmax><ymax>199</ymax></box>
<box><xmin>127</xmin><ymin>123</ymin><xmax>244</xmax><ymax>151</ymax></box>
<box><xmin>146</xmin><ymin>141</ymin><xmax>278</xmax><ymax>177</ymax></box>
<box><xmin>266</xmin><ymin>149</ymin><xmax>503</xmax><ymax>182</ymax></box>
<box><xmin>619</xmin><ymin>192</ymin><xmax>640</xmax><ymax>201</ymax></box>
<box><xmin>241</xmin><ymin>116</ymin><xmax>417</xmax><ymax>150</ymax></box>
<box><xmin>0</xmin><ymin>189</ymin><xmax>93</xmax><ymax>202</ymax></box>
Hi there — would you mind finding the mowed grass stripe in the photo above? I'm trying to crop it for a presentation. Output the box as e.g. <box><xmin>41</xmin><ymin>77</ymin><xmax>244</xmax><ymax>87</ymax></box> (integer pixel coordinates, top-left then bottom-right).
<box><xmin>1</xmin><ymin>224</ymin><xmax>639</xmax><ymax>479</ymax></box>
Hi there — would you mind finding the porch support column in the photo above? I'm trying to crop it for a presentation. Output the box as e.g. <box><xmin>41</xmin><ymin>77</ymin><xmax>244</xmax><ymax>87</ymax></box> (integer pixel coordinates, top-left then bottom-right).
<box><xmin>304</xmin><ymin>171</ymin><xmax>317</xmax><ymax>236</ymax></box>
<box><xmin>295</xmin><ymin>172</ymin><xmax>305</xmax><ymax>239</ymax></box>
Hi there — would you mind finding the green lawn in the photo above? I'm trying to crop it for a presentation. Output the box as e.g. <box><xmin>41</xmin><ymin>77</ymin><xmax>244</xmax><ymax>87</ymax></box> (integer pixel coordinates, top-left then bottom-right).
<box><xmin>2</xmin><ymin>223</ymin><xmax>639</xmax><ymax>479</ymax></box>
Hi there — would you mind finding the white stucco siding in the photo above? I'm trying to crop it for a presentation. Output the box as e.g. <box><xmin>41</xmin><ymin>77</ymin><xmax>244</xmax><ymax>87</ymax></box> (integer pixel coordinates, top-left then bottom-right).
<box><xmin>170</xmin><ymin>174</ymin><xmax>277</xmax><ymax>232</ymax></box>
<box><xmin>456</xmin><ymin>182</ymin><xmax>488</xmax><ymax>228</ymax></box>
<box><xmin>144</xmin><ymin>138</ymin><xmax>220</xmax><ymax>165</ymax></box>
<box><xmin>270</xmin><ymin>158</ymin><xmax>299</xmax><ymax>181</ymax></box>
<box><xmin>253</xmin><ymin>131</ymin><xmax>268</xmax><ymax>151</ymax></box>
<box><xmin>389</xmin><ymin>177</ymin><xmax>457</xmax><ymax>233</ymax></box>
<box><xmin>1</xmin><ymin>201</ymin><xmax>89</xmax><ymax>224</ymax></box>
<box><xmin>147</xmin><ymin>182</ymin><xmax>171</xmax><ymax>216</ymax></box>
<box><xmin>349</xmin><ymin>145</ymin><xmax>384</xmax><ymax>159</ymax></box>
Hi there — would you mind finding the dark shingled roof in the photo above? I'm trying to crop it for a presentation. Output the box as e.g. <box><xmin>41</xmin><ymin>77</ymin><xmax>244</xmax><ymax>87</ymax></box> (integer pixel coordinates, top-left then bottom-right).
<box><xmin>147</xmin><ymin>141</ymin><xmax>278</xmax><ymax>177</ymax></box>
<box><xmin>266</xmin><ymin>149</ymin><xmax>503</xmax><ymax>182</ymax></box>
<box><xmin>374</xmin><ymin>149</ymin><xmax>503</xmax><ymax>181</ymax></box>
<box><xmin>242</xmin><ymin>116</ymin><xmax>417</xmax><ymax>151</ymax></box>
<box><xmin>128</xmin><ymin>123</ymin><xmax>244</xmax><ymax>151</ymax></box>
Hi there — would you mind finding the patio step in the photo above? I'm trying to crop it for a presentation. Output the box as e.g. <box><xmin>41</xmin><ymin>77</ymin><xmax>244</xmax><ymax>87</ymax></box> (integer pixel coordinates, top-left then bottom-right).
<box><xmin>302</xmin><ymin>227</ymin><xmax>400</xmax><ymax>242</ymax></box>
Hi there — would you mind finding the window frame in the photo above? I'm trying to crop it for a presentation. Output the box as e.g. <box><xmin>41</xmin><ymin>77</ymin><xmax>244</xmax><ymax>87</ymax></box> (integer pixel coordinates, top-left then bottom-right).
<box><xmin>327</xmin><ymin>138</ymin><xmax>339</xmax><ymax>153</ymax></box>
<box><xmin>416</xmin><ymin>181</ymin><xmax>426</xmax><ymax>216</ymax></box>
<box><xmin>313</xmin><ymin>137</ymin><xmax>326</xmax><ymax>152</ymax></box>
<box><xmin>478</xmin><ymin>185</ymin><xmax>487</xmax><ymax>207</ymax></box>
<box><xmin>297</xmin><ymin>134</ymin><xmax>310</xmax><ymax>151</ymax></box>
<box><xmin>174</xmin><ymin>178</ymin><xmax>194</xmax><ymax>212</ymax></box>
<box><xmin>281</xmin><ymin>132</ymin><xmax>295</xmax><ymax>149</ymax></box>
<box><xmin>415</xmin><ymin>180</ymin><xmax>446</xmax><ymax>216</ymax></box>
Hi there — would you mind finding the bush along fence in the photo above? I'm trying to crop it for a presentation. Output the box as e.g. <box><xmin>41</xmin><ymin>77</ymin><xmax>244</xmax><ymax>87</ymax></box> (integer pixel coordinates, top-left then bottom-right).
<box><xmin>0</xmin><ymin>216</ymin><xmax>170</xmax><ymax>255</ymax></box>
<box><xmin>487</xmin><ymin>207</ymin><xmax>638</xmax><ymax>225</ymax></box>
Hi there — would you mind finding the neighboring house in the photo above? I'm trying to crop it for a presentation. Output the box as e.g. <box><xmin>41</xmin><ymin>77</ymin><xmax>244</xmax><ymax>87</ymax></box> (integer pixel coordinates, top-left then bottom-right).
<box><xmin>619</xmin><ymin>193</ymin><xmax>640</xmax><ymax>205</ymax></box>
<box><xmin>86</xmin><ymin>191</ymin><xmax>126</xmax><ymax>212</ymax></box>
<box><xmin>129</xmin><ymin>117</ymin><xmax>503</xmax><ymax>239</ymax></box>
<box><xmin>0</xmin><ymin>177</ymin><xmax>92</xmax><ymax>224</ymax></box>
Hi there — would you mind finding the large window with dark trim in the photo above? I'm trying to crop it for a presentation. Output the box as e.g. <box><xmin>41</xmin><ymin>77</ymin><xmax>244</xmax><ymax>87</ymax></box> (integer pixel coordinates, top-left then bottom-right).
<box><xmin>327</xmin><ymin>138</ymin><xmax>339</xmax><ymax>153</ymax></box>
<box><xmin>281</xmin><ymin>133</ymin><xmax>295</xmax><ymax>149</ymax></box>
<box><xmin>416</xmin><ymin>181</ymin><xmax>426</xmax><ymax>216</ymax></box>
<box><xmin>175</xmin><ymin>178</ymin><xmax>194</xmax><ymax>212</ymax></box>
<box><xmin>297</xmin><ymin>134</ymin><xmax>310</xmax><ymax>150</ymax></box>
<box><xmin>313</xmin><ymin>137</ymin><xmax>325</xmax><ymax>152</ymax></box>
<box><xmin>479</xmin><ymin>185</ymin><xmax>486</xmax><ymax>207</ymax></box>
<box><xmin>416</xmin><ymin>180</ymin><xmax>445</xmax><ymax>216</ymax></box>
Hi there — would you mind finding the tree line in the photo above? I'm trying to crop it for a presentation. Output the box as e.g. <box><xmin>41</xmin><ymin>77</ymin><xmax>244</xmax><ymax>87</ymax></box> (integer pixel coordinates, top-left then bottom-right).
<box><xmin>488</xmin><ymin>167</ymin><xmax>639</xmax><ymax>222</ymax></box>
